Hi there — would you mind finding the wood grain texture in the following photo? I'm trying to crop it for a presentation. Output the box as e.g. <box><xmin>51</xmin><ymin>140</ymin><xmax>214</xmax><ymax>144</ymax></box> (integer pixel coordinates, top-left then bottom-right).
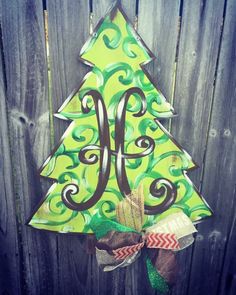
<box><xmin>1</xmin><ymin>0</ymin><xmax>57</xmax><ymax>294</ymax></box>
<box><xmin>0</xmin><ymin>22</ymin><xmax>21</xmax><ymax>295</ymax></box>
<box><xmin>219</xmin><ymin>189</ymin><xmax>236</xmax><ymax>295</ymax></box>
<box><xmin>47</xmin><ymin>0</ymin><xmax>90</xmax><ymax>143</ymax></box>
<box><xmin>169</xmin><ymin>1</ymin><xmax>226</xmax><ymax>295</ymax></box>
<box><xmin>46</xmin><ymin>1</ymin><xmax>91</xmax><ymax>294</ymax></box>
<box><xmin>91</xmin><ymin>1</ymin><xmax>141</xmax><ymax>295</ymax></box>
<box><xmin>93</xmin><ymin>0</ymin><xmax>137</xmax><ymax>28</ymax></box>
<box><xmin>138</xmin><ymin>2</ymin><xmax>181</xmax><ymax>294</ymax></box>
<box><xmin>138</xmin><ymin>0</ymin><xmax>181</xmax><ymax>104</ymax></box>
<box><xmin>171</xmin><ymin>0</ymin><xmax>226</xmax><ymax>180</ymax></box>
<box><xmin>188</xmin><ymin>0</ymin><xmax>236</xmax><ymax>294</ymax></box>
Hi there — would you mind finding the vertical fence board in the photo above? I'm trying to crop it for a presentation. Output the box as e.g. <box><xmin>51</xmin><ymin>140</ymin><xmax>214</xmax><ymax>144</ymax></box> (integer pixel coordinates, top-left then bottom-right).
<box><xmin>169</xmin><ymin>1</ymin><xmax>226</xmax><ymax>295</ymax></box>
<box><xmin>219</xmin><ymin>191</ymin><xmax>236</xmax><ymax>295</ymax></box>
<box><xmin>92</xmin><ymin>0</ymin><xmax>113</xmax><ymax>27</ymax></box>
<box><xmin>0</xmin><ymin>24</ymin><xmax>21</xmax><ymax>295</ymax></box>
<box><xmin>93</xmin><ymin>0</ymin><xmax>137</xmax><ymax>28</ymax></box>
<box><xmin>92</xmin><ymin>2</ymin><xmax>139</xmax><ymax>295</ymax></box>
<box><xmin>138</xmin><ymin>0</ymin><xmax>181</xmax><ymax>103</ymax></box>
<box><xmin>171</xmin><ymin>0</ymin><xmax>225</xmax><ymax>178</ymax></box>
<box><xmin>138</xmin><ymin>2</ymin><xmax>181</xmax><ymax>294</ymax></box>
<box><xmin>1</xmin><ymin>0</ymin><xmax>57</xmax><ymax>294</ymax></box>
<box><xmin>188</xmin><ymin>0</ymin><xmax>236</xmax><ymax>293</ymax></box>
<box><xmin>47</xmin><ymin>0</ymin><xmax>90</xmax><ymax>143</ymax></box>
<box><xmin>46</xmin><ymin>1</ymin><xmax>90</xmax><ymax>294</ymax></box>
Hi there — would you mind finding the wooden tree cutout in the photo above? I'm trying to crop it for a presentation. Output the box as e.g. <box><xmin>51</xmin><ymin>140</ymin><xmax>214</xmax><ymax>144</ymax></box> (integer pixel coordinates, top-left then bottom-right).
<box><xmin>28</xmin><ymin>3</ymin><xmax>212</xmax><ymax>234</ymax></box>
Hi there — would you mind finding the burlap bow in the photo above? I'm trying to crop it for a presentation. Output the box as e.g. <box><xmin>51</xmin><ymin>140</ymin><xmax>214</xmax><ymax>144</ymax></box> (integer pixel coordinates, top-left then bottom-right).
<box><xmin>90</xmin><ymin>186</ymin><xmax>197</xmax><ymax>293</ymax></box>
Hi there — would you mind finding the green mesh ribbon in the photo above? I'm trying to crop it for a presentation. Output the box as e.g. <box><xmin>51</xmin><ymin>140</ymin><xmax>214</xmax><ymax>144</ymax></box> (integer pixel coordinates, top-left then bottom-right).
<box><xmin>145</xmin><ymin>254</ymin><xmax>169</xmax><ymax>293</ymax></box>
<box><xmin>90</xmin><ymin>214</ymin><xmax>138</xmax><ymax>239</ymax></box>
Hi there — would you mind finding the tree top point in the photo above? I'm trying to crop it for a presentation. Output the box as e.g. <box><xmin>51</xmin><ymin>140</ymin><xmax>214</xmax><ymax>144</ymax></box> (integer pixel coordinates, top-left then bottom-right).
<box><xmin>79</xmin><ymin>1</ymin><xmax>154</xmax><ymax>68</ymax></box>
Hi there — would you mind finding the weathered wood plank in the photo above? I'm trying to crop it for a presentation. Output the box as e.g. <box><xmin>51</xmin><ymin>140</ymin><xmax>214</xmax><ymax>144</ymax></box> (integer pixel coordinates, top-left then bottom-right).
<box><xmin>188</xmin><ymin>0</ymin><xmax>236</xmax><ymax>293</ymax></box>
<box><xmin>93</xmin><ymin>0</ymin><xmax>137</xmax><ymax>28</ymax></box>
<box><xmin>0</xmin><ymin>23</ymin><xmax>21</xmax><ymax>295</ymax></box>
<box><xmin>171</xmin><ymin>0</ymin><xmax>226</xmax><ymax>180</ymax></box>
<box><xmin>46</xmin><ymin>1</ymin><xmax>91</xmax><ymax>294</ymax></box>
<box><xmin>138</xmin><ymin>0</ymin><xmax>181</xmax><ymax>104</ymax></box>
<box><xmin>169</xmin><ymin>1</ymin><xmax>226</xmax><ymax>295</ymax></box>
<box><xmin>90</xmin><ymin>2</ymin><xmax>139</xmax><ymax>295</ymax></box>
<box><xmin>137</xmin><ymin>2</ymin><xmax>181</xmax><ymax>294</ymax></box>
<box><xmin>47</xmin><ymin>0</ymin><xmax>90</xmax><ymax>143</ymax></box>
<box><xmin>219</xmin><ymin>189</ymin><xmax>236</xmax><ymax>295</ymax></box>
<box><xmin>1</xmin><ymin>0</ymin><xmax>58</xmax><ymax>293</ymax></box>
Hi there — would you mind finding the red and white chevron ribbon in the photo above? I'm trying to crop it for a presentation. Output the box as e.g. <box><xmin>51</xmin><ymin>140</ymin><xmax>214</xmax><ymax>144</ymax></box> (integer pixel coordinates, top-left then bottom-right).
<box><xmin>113</xmin><ymin>233</ymin><xmax>179</xmax><ymax>260</ymax></box>
<box><xmin>146</xmin><ymin>233</ymin><xmax>180</xmax><ymax>250</ymax></box>
<box><xmin>113</xmin><ymin>241</ymin><xmax>144</xmax><ymax>260</ymax></box>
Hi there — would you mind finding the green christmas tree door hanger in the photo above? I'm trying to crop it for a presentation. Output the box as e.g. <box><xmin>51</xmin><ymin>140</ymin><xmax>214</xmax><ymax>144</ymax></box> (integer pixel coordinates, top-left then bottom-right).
<box><xmin>28</xmin><ymin>3</ymin><xmax>212</xmax><ymax>234</ymax></box>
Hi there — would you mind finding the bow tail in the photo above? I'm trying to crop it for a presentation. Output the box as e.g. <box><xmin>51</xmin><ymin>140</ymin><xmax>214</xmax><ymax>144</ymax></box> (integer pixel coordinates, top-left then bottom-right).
<box><xmin>145</xmin><ymin>248</ymin><xmax>178</xmax><ymax>293</ymax></box>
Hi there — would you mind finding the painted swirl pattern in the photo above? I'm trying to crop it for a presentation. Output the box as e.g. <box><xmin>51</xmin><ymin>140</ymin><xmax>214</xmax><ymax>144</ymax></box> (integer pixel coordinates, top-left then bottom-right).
<box><xmin>28</xmin><ymin>7</ymin><xmax>212</xmax><ymax>233</ymax></box>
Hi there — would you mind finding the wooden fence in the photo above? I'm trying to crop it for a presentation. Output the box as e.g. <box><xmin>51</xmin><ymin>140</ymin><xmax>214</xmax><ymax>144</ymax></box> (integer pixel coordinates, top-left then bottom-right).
<box><xmin>0</xmin><ymin>0</ymin><xmax>235</xmax><ymax>294</ymax></box>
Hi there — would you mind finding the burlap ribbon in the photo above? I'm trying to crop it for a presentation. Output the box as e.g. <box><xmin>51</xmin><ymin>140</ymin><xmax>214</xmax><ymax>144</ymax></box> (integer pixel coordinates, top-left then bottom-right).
<box><xmin>90</xmin><ymin>186</ymin><xmax>197</xmax><ymax>293</ymax></box>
